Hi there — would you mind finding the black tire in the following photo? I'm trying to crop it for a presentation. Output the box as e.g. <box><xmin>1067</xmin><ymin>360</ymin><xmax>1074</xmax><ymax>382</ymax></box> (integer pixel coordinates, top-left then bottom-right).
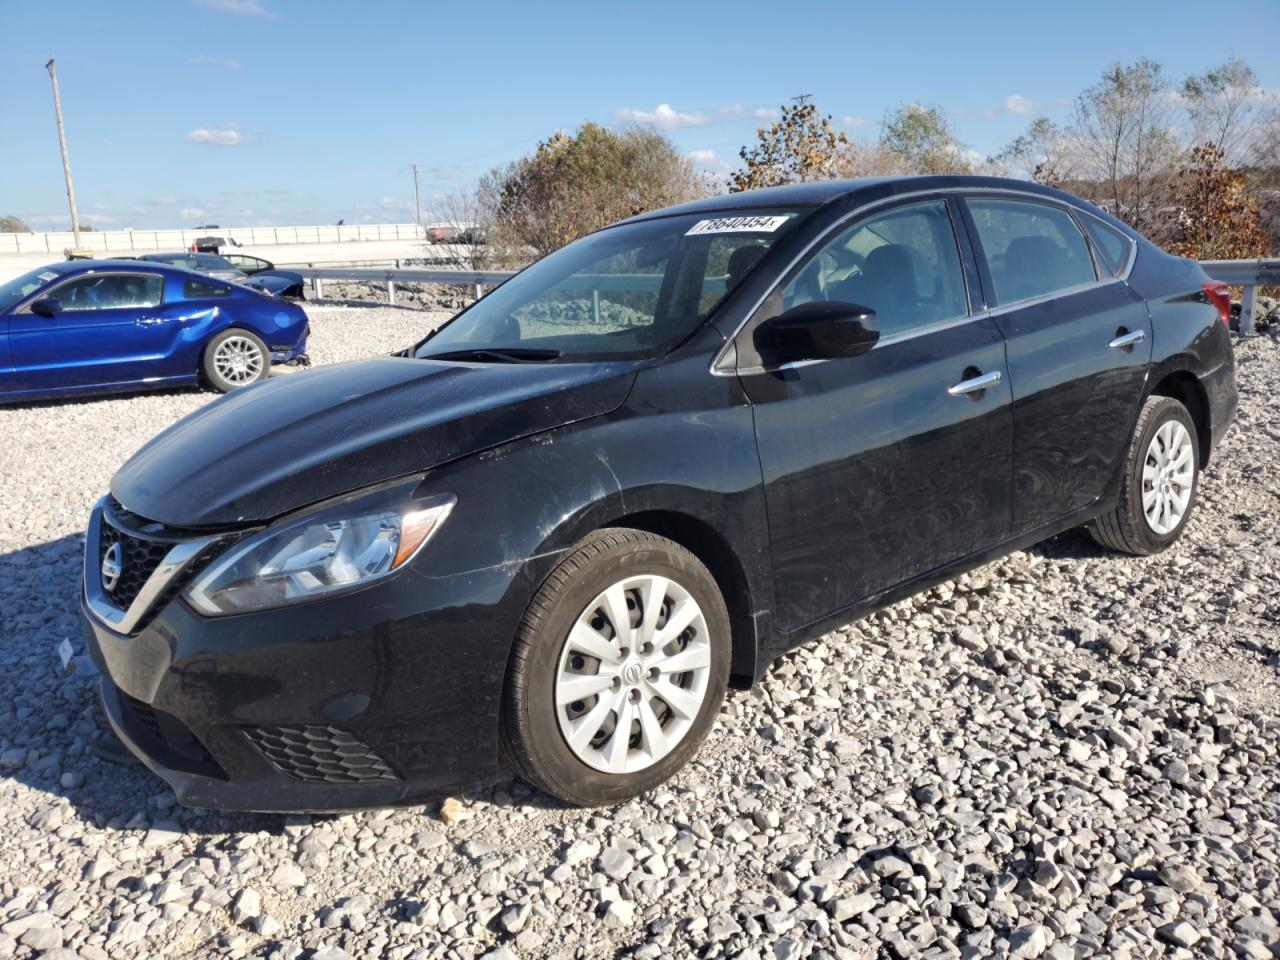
<box><xmin>1090</xmin><ymin>395</ymin><xmax>1200</xmax><ymax>555</ymax></box>
<box><xmin>501</xmin><ymin>528</ymin><xmax>730</xmax><ymax>806</ymax></box>
<box><xmin>202</xmin><ymin>329</ymin><xmax>270</xmax><ymax>393</ymax></box>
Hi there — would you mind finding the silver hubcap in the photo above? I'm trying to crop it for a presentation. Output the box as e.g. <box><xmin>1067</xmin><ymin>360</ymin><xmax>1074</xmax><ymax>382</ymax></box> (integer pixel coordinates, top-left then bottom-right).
<box><xmin>1142</xmin><ymin>420</ymin><xmax>1194</xmax><ymax>535</ymax></box>
<box><xmin>555</xmin><ymin>574</ymin><xmax>712</xmax><ymax>774</ymax></box>
<box><xmin>213</xmin><ymin>335</ymin><xmax>265</xmax><ymax>385</ymax></box>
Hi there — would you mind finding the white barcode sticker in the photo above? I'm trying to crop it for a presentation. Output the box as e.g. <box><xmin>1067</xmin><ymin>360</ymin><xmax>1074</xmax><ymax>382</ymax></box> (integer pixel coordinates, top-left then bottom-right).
<box><xmin>686</xmin><ymin>215</ymin><xmax>790</xmax><ymax>236</ymax></box>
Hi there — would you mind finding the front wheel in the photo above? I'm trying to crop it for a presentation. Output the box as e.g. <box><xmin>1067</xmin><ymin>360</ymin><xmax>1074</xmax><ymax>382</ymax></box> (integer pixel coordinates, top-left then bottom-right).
<box><xmin>501</xmin><ymin>529</ymin><xmax>730</xmax><ymax>806</ymax></box>
<box><xmin>203</xmin><ymin>329</ymin><xmax>270</xmax><ymax>393</ymax></box>
<box><xmin>1090</xmin><ymin>395</ymin><xmax>1200</xmax><ymax>555</ymax></box>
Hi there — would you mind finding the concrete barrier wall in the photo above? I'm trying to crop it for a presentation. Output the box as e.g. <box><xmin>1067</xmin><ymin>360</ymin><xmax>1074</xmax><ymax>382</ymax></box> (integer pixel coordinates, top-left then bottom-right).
<box><xmin>0</xmin><ymin>223</ymin><xmax>430</xmax><ymax>254</ymax></box>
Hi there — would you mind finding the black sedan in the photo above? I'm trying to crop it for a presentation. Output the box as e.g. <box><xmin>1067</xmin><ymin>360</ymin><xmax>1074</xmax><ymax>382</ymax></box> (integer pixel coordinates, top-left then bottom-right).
<box><xmin>81</xmin><ymin>176</ymin><xmax>1236</xmax><ymax>811</ymax></box>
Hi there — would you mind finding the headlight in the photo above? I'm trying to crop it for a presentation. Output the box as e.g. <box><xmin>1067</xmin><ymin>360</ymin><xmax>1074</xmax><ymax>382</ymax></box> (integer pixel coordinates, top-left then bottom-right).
<box><xmin>185</xmin><ymin>487</ymin><xmax>454</xmax><ymax>615</ymax></box>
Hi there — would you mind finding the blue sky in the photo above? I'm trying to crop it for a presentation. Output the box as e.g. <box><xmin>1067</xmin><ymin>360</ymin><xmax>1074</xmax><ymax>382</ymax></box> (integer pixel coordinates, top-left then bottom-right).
<box><xmin>2</xmin><ymin>0</ymin><xmax>1277</xmax><ymax>230</ymax></box>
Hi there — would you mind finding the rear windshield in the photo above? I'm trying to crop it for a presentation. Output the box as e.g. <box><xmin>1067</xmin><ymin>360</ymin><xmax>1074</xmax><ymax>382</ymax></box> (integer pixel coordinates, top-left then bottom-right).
<box><xmin>416</xmin><ymin>210</ymin><xmax>805</xmax><ymax>361</ymax></box>
<box><xmin>0</xmin><ymin>267</ymin><xmax>60</xmax><ymax>312</ymax></box>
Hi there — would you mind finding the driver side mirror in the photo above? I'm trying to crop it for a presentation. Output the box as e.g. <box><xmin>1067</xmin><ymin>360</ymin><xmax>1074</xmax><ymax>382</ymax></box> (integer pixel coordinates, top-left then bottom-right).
<box><xmin>753</xmin><ymin>300</ymin><xmax>879</xmax><ymax>368</ymax></box>
<box><xmin>31</xmin><ymin>298</ymin><xmax>64</xmax><ymax>318</ymax></box>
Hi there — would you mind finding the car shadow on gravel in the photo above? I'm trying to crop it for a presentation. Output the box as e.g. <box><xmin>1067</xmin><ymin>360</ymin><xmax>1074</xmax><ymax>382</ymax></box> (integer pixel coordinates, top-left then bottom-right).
<box><xmin>0</xmin><ymin>385</ymin><xmax>208</xmax><ymax>410</ymax></box>
<box><xmin>0</xmin><ymin>534</ymin><xmax>291</xmax><ymax>837</ymax></box>
<box><xmin>1024</xmin><ymin>525</ymin><xmax>1110</xmax><ymax>561</ymax></box>
<box><xmin>2</xmin><ymin>532</ymin><xmax>570</xmax><ymax>838</ymax></box>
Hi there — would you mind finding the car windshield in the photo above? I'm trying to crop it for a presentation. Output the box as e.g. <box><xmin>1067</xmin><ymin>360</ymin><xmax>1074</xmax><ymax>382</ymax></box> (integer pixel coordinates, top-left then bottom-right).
<box><xmin>0</xmin><ymin>267</ymin><xmax>61</xmax><ymax>312</ymax></box>
<box><xmin>415</xmin><ymin>210</ymin><xmax>805</xmax><ymax>362</ymax></box>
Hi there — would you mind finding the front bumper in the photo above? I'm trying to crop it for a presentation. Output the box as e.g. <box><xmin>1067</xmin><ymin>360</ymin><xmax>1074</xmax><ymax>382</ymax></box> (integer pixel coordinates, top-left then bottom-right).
<box><xmin>80</xmin><ymin>501</ymin><xmax>539</xmax><ymax>812</ymax></box>
<box><xmin>269</xmin><ymin>325</ymin><xmax>309</xmax><ymax>364</ymax></box>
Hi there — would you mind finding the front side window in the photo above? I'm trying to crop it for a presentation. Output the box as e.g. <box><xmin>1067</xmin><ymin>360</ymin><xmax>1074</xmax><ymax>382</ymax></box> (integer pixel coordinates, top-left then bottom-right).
<box><xmin>966</xmin><ymin>198</ymin><xmax>1096</xmax><ymax>304</ymax></box>
<box><xmin>779</xmin><ymin>199</ymin><xmax>969</xmax><ymax>339</ymax></box>
<box><xmin>0</xmin><ymin>267</ymin><xmax>58</xmax><ymax>312</ymax></box>
<box><xmin>416</xmin><ymin>210</ymin><xmax>804</xmax><ymax>361</ymax></box>
<box><xmin>50</xmin><ymin>274</ymin><xmax>163</xmax><ymax>310</ymax></box>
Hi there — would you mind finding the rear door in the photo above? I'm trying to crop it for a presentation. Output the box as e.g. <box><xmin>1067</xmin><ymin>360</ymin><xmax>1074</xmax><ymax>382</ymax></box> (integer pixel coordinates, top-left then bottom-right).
<box><xmin>958</xmin><ymin>195</ymin><xmax>1150</xmax><ymax>533</ymax></box>
<box><xmin>737</xmin><ymin>196</ymin><xmax>1013</xmax><ymax>632</ymax></box>
<box><xmin>9</xmin><ymin>271</ymin><xmax>172</xmax><ymax>389</ymax></box>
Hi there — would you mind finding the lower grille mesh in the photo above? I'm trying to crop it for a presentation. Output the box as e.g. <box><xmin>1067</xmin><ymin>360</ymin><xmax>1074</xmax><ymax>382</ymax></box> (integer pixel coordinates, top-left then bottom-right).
<box><xmin>243</xmin><ymin>724</ymin><xmax>399</xmax><ymax>783</ymax></box>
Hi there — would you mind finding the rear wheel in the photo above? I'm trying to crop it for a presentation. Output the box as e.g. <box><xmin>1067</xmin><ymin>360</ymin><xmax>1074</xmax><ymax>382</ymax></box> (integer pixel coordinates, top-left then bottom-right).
<box><xmin>1090</xmin><ymin>395</ymin><xmax>1199</xmax><ymax>555</ymax></box>
<box><xmin>203</xmin><ymin>329</ymin><xmax>270</xmax><ymax>393</ymax></box>
<box><xmin>501</xmin><ymin>529</ymin><xmax>730</xmax><ymax>806</ymax></box>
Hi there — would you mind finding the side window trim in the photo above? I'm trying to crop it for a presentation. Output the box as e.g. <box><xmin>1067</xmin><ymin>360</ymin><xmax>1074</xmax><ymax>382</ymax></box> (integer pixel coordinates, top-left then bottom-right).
<box><xmin>1073</xmin><ymin>208</ymin><xmax>1137</xmax><ymax>280</ymax></box>
<box><xmin>959</xmin><ymin>194</ymin><xmax>1100</xmax><ymax>308</ymax></box>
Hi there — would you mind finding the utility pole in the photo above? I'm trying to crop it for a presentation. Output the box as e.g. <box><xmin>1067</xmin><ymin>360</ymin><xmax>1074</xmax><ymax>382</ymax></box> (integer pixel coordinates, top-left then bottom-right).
<box><xmin>790</xmin><ymin>93</ymin><xmax>813</xmax><ymax>108</ymax></box>
<box><xmin>45</xmin><ymin>58</ymin><xmax>81</xmax><ymax>248</ymax></box>
<box><xmin>409</xmin><ymin>163</ymin><xmax>422</xmax><ymax>229</ymax></box>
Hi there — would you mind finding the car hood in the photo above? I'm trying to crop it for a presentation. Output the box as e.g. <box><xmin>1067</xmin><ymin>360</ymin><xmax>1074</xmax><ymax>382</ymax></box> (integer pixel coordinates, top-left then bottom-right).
<box><xmin>111</xmin><ymin>356</ymin><xmax>638</xmax><ymax>527</ymax></box>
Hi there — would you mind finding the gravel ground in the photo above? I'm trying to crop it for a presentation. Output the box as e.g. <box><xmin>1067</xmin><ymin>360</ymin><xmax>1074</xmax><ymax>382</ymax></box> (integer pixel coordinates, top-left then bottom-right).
<box><xmin>0</xmin><ymin>308</ymin><xmax>1278</xmax><ymax>960</ymax></box>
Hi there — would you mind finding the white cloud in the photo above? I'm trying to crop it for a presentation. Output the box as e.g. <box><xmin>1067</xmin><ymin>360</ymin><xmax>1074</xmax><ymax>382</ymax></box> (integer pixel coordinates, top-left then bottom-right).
<box><xmin>186</xmin><ymin>126</ymin><xmax>242</xmax><ymax>147</ymax></box>
<box><xmin>1004</xmin><ymin>94</ymin><xmax>1035</xmax><ymax>115</ymax></box>
<box><xmin>719</xmin><ymin>104</ymin><xmax>745</xmax><ymax>117</ymax></box>
<box><xmin>179</xmin><ymin>208</ymin><xmax>206</xmax><ymax>220</ymax></box>
<box><xmin>687</xmin><ymin>148</ymin><xmax>730</xmax><ymax>174</ymax></box>
<box><xmin>191</xmin><ymin>55</ymin><xmax>242</xmax><ymax>69</ymax></box>
<box><xmin>614</xmin><ymin>103</ymin><xmax>709</xmax><ymax>130</ymax></box>
<box><xmin>194</xmin><ymin>0</ymin><xmax>274</xmax><ymax>15</ymax></box>
<box><xmin>752</xmin><ymin>107</ymin><xmax>779</xmax><ymax>121</ymax></box>
<box><xmin>841</xmin><ymin>115</ymin><xmax>871</xmax><ymax>129</ymax></box>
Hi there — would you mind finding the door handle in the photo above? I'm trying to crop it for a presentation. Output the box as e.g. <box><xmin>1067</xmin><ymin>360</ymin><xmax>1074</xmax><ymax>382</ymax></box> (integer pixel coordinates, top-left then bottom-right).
<box><xmin>947</xmin><ymin>370</ymin><xmax>1002</xmax><ymax>397</ymax></box>
<box><xmin>135</xmin><ymin>317</ymin><xmax>166</xmax><ymax>327</ymax></box>
<box><xmin>1108</xmin><ymin>329</ymin><xmax>1145</xmax><ymax>350</ymax></box>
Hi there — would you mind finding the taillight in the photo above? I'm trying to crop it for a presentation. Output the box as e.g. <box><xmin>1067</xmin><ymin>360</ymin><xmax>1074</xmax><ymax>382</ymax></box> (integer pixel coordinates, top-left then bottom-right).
<box><xmin>1203</xmin><ymin>280</ymin><xmax>1231</xmax><ymax>326</ymax></box>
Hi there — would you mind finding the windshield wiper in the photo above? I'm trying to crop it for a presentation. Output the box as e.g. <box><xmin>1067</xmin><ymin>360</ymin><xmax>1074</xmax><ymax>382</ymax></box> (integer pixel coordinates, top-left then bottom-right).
<box><xmin>422</xmin><ymin>347</ymin><xmax>563</xmax><ymax>364</ymax></box>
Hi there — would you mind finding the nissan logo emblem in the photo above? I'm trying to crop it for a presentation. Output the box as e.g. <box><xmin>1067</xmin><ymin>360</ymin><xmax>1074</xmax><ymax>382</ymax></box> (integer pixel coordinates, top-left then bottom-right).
<box><xmin>101</xmin><ymin>542</ymin><xmax>123</xmax><ymax>593</ymax></box>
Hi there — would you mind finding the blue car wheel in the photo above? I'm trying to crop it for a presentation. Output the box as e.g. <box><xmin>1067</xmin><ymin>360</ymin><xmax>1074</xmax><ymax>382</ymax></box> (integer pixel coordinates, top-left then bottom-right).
<box><xmin>202</xmin><ymin>329</ymin><xmax>270</xmax><ymax>393</ymax></box>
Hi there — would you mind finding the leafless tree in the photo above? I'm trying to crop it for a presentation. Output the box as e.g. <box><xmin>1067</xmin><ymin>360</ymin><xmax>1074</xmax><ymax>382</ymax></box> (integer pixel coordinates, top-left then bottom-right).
<box><xmin>1182</xmin><ymin>58</ymin><xmax>1272</xmax><ymax>164</ymax></box>
<box><xmin>1069</xmin><ymin>59</ymin><xmax>1180</xmax><ymax>237</ymax></box>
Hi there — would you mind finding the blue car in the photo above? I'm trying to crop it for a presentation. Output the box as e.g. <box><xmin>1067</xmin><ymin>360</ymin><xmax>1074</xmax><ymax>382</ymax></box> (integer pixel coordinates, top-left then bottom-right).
<box><xmin>0</xmin><ymin>259</ymin><xmax>309</xmax><ymax>402</ymax></box>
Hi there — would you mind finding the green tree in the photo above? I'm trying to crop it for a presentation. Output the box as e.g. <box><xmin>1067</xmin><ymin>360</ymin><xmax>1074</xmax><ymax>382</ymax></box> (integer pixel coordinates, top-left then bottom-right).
<box><xmin>482</xmin><ymin>123</ymin><xmax>702</xmax><ymax>256</ymax></box>
<box><xmin>729</xmin><ymin>102</ymin><xmax>849</xmax><ymax>192</ymax></box>
<box><xmin>0</xmin><ymin>215</ymin><xmax>31</xmax><ymax>233</ymax></box>
<box><xmin>880</xmin><ymin>104</ymin><xmax>971</xmax><ymax>175</ymax></box>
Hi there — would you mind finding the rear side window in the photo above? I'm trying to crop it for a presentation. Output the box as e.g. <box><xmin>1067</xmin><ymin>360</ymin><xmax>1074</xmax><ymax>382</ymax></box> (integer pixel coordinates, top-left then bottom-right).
<box><xmin>780</xmin><ymin>199</ymin><xmax>969</xmax><ymax>338</ymax></box>
<box><xmin>185</xmin><ymin>278</ymin><xmax>232</xmax><ymax>299</ymax></box>
<box><xmin>966</xmin><ymin>198</ymin><xmax>1096</xmax><ymax>305</ymax></box>
<box><xmin>1079</xmin><ymin>215</ymin><xmax>1133</xmax><ymax>277</ymax></box>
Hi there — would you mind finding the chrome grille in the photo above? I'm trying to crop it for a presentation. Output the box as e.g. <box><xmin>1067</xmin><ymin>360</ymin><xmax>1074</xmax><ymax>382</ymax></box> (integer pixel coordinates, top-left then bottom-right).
<box><xmin>98</xmin><ymin>524</ymin><xmax>170</xmax><ymax>610</ymax></box>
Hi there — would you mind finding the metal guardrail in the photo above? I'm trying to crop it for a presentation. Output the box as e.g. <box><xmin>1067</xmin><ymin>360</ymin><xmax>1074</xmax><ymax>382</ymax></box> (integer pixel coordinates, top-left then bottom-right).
<box><xmin>294</xmin><ymin>266</ymin><xmax>514</xmax><ymax>305</ymax></box>
<box><xmin>1200</xmin><ymin>258</ymin><xmax>1280</xmax><ymax>336</ymax></box>
<box><xmin>298</xmin><ymin>258</ymin><xmax>1280</xmax><ymax>332</ymax></box>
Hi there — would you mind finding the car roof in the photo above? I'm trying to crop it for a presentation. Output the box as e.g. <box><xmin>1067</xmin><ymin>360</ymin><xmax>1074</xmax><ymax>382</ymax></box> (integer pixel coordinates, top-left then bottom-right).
<box><xmin>623</xmin><ymin>175</ymin><xmax>1103</xmax><ymax>223</ymax></box>
<box><xmin>40</xmin><ymin>259</ymin><xmax>212</xmax><ymax>279</ymax></box>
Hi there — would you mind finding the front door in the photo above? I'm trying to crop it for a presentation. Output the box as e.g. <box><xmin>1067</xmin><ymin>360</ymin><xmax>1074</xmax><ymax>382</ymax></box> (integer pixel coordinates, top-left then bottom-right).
<box><xmin>737</xmin><ymin>197</ymin><xmax>1013</xmax><ymax>632</ymax></box>
<box><xmin>959</xmin><ymin>196</ymin><xmax>1152</xmax><ymax>533</ymax></box>
<box><xmin>10</xmin><ymin>271</ymin><xmax>171</xmax><ymax>390</ymax></box>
